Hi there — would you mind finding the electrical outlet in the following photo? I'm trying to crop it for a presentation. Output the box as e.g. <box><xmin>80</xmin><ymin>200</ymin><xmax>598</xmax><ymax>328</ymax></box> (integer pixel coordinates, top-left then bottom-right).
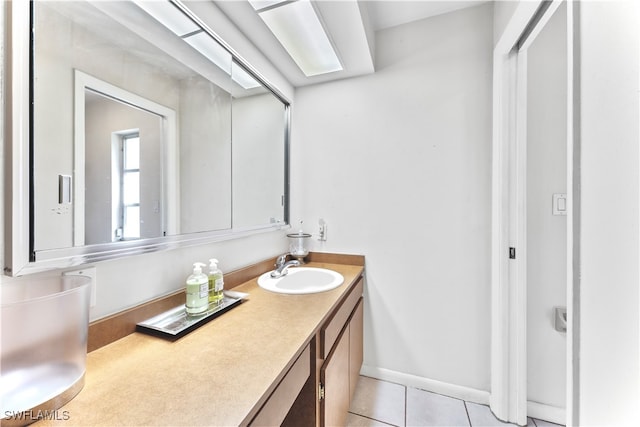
<box><xmin>63</xmin><ymin>267</ymin><xmax>97</xmax><ymax>308</ymax></box>
<box><xmin>318</xmin><ymin>218</ymin><xmax>327</xmax><ymax>242</ymax></box>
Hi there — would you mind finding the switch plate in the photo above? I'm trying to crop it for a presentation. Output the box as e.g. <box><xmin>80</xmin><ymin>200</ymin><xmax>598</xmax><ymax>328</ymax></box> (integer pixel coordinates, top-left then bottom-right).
<box><xmin>63</xmin><ymin>267</ymin><xmax>97</xmax><ymax>308</ymax></box>
<box><xmin>552</xmin><ymin>193</ymin><xmax>567</xmax><ymax>216</ymax></box>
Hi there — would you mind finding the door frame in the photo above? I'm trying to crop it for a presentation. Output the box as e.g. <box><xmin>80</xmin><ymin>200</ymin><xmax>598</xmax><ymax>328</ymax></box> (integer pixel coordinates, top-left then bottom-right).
<box><xmin>490</xmin><ymin>1</ymin><xmax>574</xmax><ymax>425</ymax></box>
<box><xmin>73</xmin><ymin>70</ymin><xmax>179</xmax><ymax>245</ymax></box>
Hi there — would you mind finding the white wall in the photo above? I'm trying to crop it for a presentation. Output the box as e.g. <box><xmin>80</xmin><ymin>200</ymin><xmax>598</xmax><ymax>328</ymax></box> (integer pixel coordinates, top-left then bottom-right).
<box><xmin>292</xmin><ymin>3</ymin><xmax>494</xmax><ymax>393</ymax></box>
<box><xmin>578</xmin><ymin>1</ymin><xmax>640</xmax><ymax>424</ymax></box>
<box><xmin>0</xmin><ymin>1</ymin><xmax>293</xmax><ymax>321</ymax></box>
<box><xmin>526</xmin><ymin>2</ymin><xmax>567</xmax><ymax>410</ymax></box>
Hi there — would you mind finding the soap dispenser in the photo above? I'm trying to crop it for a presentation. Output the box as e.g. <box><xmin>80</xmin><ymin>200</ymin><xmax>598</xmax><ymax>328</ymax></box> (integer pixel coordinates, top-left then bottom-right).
<box><xmin>185</xmin><ymin>262</ymin><xmax>208</xmax><ymax>316</ymax></box>
<box><xmin>208</xmin><ymin>258</ymin><xmax>224</xmax><ymax>307</ymax></box>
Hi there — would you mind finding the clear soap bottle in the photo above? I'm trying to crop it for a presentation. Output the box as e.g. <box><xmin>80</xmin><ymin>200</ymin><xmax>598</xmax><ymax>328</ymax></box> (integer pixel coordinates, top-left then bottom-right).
<box><xmin>208</xmin><ymin>258</ymin><xmax>224</xmax><ymax>306</ymax></box>
<box><xmin>185</xmin><ymin>262</ymin><xmax>208</xmax><ymax>316</ymax></box>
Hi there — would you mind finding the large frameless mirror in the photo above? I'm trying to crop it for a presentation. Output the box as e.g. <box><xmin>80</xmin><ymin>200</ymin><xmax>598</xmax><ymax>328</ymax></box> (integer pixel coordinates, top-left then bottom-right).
<box><xmin>5</xmin><ymin>0</ymin><xmax>290</xmax><ymax>275</ymax></box>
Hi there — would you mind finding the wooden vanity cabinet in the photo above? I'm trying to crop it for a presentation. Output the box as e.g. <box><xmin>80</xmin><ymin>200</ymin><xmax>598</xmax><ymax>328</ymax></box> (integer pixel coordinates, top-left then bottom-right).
<box><xmin>319</xmin><ymin>276</ymin><xmax>364</xmax><ymax>427</ymax></box>
<box><xmin>251</xmin><ymin>274</ymin><xmax>364</xmax><ymax>427</ymax></box>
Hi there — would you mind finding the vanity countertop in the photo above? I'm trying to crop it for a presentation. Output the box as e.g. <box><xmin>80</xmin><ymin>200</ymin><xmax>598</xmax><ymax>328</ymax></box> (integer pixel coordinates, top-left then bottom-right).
<box><xmin>36</xmin><ymin>261</ymin><xmax>364</xmax><ymax>426</ymax></box>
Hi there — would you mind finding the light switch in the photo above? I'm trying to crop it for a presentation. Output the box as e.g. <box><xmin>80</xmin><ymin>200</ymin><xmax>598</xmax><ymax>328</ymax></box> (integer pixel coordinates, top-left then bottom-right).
<box><xmin>553</xmin><ymin>194</ymin><xmax>567</xmax><ymax>216</ymax></box>
<box><xmin>558</xmin><ymin>197</ymin><xmax>566</xmax><ymax>212</ymax></box>
<box><xmin>58</xmin><ymin>174</ymin><xmax>72</xmax><ymax>204</ymax></box>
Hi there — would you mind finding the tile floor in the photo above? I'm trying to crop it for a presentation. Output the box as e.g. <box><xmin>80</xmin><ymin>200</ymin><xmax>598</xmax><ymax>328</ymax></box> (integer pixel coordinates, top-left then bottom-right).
<box><xmin>347</xmin><ymin>376</ymin><xmax>564</xmax><ymax>427</ymax></box>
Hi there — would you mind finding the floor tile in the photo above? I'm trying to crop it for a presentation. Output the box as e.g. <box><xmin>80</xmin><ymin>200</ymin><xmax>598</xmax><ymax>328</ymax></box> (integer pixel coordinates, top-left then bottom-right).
<box><xmin>349</xmin><ymin>376</ymin><xmax>566</xmax><ymax>427</ymax></box>
<box><xmin>349</xmin><ymin>376</ymin><xmax>406</xmax><ymax>427</ymax></box>
<box><xmin>406</xmin><ymin>387</ymin><xmax>470</xmax><ymax>427</ymax></box>
<box><xmin>532</xmin><ymin>418</ymin><xmax>564</xmax><ymax>427</ymax></box>
<box><xmin>347</xmin><ymin>412</ymin><xmax>397</xmax><ymax>427</ymax></box>
<box><xmin>465</xmin><ymin>402</ymin><xmax>518</xmax><ymax>426</ymax></box>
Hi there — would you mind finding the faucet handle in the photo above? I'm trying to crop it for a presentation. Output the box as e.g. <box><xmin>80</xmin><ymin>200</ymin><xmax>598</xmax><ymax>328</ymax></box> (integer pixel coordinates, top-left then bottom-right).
<box><xmin>275</xmin><ymin>253</ymin><xmax>288</xmax><ymax>267</ymax></box>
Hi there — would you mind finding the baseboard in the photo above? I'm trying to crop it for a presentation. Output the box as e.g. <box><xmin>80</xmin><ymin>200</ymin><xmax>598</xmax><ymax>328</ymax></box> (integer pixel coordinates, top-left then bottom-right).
<box><xmin>527</xmin><ymin>400</ymin><xmax>565</xmax><ymax>425</ymax></box>
<box><xmin>360</xmin><ymin>365</ymin><xmax>490</xmax><ymax>406</ymax></box>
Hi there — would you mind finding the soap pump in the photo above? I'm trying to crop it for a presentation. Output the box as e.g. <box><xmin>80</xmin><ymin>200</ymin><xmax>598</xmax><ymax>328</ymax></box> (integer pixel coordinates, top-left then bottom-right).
<box><xmin>208</xmin><ymin>258</ymin><xmax>224</xmax><ymax>306</ymax></box>
<box><xmin>287</xmin><ymin>220</ymin><xmax>311</xmax><ymax>263</ymax></box>
<box><xmin>185</xmin><ymin>262</ymin><xmax>208</xmax><ymax>316</ymax></box>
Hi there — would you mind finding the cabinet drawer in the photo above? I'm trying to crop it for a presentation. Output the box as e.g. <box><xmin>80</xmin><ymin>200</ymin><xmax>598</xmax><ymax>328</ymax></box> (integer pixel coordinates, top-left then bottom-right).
<box><xmin>250</xmin><ymin>344</ymin><xmax>310</xmax><ymax>426</ymax></box>
<box><xmin>321</xmin><ymin>276</ymin><xmax>363</xmax><ymax>359</ymax></box>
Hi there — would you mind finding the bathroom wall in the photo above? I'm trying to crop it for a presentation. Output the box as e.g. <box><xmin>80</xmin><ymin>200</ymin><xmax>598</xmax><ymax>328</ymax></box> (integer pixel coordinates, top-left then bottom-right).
<box><xmin>292</xmin><ymin>3</ymin><xmax>494</xmax><ymax>395</ymax></box>
<box><xmin>577</xmin><ymin>1</ymin><xmax>640</xmax><ymax>424</ymax></box>
<box><xmin>526</xmin><ymin>2</ymin><xmax>567</xmax><ymax>412</ymax></box>
<box><xmin>0</xmin><ymin>1</ymin><xmax>293</xmax><ymax>320</ymax></box>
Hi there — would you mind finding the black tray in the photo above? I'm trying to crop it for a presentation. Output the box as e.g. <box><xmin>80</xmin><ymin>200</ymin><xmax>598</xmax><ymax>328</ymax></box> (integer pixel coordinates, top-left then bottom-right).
<box><xmin>136</xmin><ymin>290</ymin><xmax>248</xmax><ymax>340</ymax></box>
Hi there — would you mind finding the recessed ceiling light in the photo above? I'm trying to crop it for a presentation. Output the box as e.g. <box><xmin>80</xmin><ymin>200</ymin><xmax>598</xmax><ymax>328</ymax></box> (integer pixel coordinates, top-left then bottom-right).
<box><xmin>232</xmin><ymin>62</ymin><xmax>261</xmax><ymax>89</ymax></box>
<box><xmin>183</xmin><ymin>31</ymin><xmax>232</xmax><ymax>74</ymax></box>
<box><xmin>132</xmin><ymin>0</ymin><xmax>199</xmax><ymax>37</ymax></box>
<box><xmin>135</xmin><ymin>1</ymin><xmax>261</xmax><ymax>89</ymax></box>
<box><xmin>251</xmin><ymin>0</ymin><xmax>343</xmax><ymax>77</ymax></box>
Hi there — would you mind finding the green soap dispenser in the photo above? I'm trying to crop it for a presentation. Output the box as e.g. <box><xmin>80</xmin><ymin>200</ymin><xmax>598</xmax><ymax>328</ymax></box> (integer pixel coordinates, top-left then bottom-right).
<box><xmin>208</xmin><ymin>259</ymin><xmax>224</xmax><ymax>306</ymax></box>
<box><xmin>185</xmin><ymin>262</ymin><xmax>208</xmax><ymax>316</ymax></box>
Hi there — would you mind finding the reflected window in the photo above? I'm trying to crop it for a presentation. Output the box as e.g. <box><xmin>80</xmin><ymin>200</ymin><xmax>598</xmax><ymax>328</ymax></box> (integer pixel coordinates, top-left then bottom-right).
<box><xmin>114</xmin><ymin>133</ymin><xmax>141</xmax><ymax>240</ymax></box>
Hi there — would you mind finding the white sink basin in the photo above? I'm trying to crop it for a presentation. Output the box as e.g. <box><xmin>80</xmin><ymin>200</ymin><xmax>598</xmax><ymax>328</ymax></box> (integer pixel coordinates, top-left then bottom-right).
<box><xmin>257</xmin><ymin>267</ymin><xmax>344</xmax><ymax>295</ymax></box>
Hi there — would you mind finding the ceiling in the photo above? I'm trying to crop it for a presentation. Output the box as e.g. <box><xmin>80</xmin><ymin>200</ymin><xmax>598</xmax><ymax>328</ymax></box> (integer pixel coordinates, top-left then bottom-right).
<box><xmin>367</xmin><ymin>0</ymin><xmax>487</xmax><ymax>31</ymax></box>
<box><xmin>214</xmin><ymin>0</ymin><xmax>488</xmax><ymax>87</ymax></box>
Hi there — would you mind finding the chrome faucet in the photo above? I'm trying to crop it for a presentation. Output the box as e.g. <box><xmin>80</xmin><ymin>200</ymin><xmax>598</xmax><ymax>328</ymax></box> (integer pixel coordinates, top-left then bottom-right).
<box><xmin>271</xmin><ymin>254</ymin><xmax>300</xmax><ymax>278</ymax></box>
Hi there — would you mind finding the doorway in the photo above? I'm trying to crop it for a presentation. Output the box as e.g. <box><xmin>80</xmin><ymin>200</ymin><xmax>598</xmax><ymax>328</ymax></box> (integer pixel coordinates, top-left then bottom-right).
<box><xmin>524</xmin><ymin>2</ymin><xmax>568</xmax><ymax>423</ymax></box>
<box><xmin>490</xmin><ymin>1</ymin><xmax>573</xmax><ymax>425</ymax></box>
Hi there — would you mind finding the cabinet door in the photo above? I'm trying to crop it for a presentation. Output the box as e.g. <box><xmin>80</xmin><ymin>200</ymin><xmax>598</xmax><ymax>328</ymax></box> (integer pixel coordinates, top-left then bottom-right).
<box><xmin>349</xmin><ymin>299</ymin><xmax>364</xmax><ymax>401</ymax></box>
<box><xmin>321</xmin><ymin>326</ymin><xmax>350</xmax><ymax>427</ymax></box>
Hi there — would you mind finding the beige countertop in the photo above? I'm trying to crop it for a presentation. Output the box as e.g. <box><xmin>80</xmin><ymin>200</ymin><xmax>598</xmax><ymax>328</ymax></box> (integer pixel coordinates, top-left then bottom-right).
<box><xmin>36</xmin><ymin>261</ymin><xmax>364</xmax><ymax>426</ymax></box>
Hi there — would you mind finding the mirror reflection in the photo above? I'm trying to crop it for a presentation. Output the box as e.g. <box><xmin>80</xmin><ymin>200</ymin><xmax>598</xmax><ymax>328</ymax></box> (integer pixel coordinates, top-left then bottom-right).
<box><xmin>83</xmin><ymin>88</ymin><xmax>165</xmax><ymax>245</ymax></box>
<box><xmin>31</xmin><ymin>0</ymin><xmax>288</xmax><ymax>258</ymax></box>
